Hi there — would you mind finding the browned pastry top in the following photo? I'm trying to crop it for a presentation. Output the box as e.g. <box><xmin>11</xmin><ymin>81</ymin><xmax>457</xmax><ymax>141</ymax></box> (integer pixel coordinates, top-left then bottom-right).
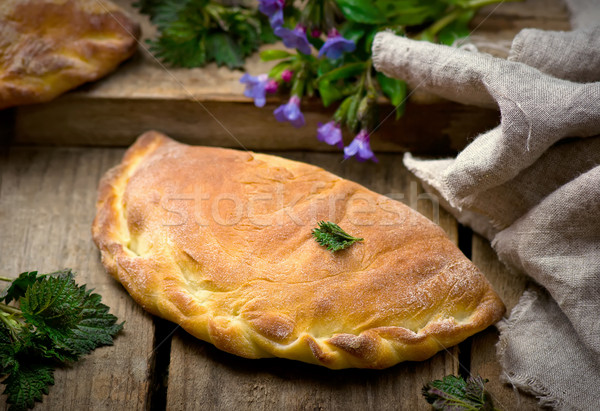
<box><xmin>93</xmin><ymin>131</ymin><xmax>505</xmax><ymax>369</ymax></box>
<box><xmin>0</xmin><ymin>0</ymin><xmax>139</xmax><ymax>109</ymax></box>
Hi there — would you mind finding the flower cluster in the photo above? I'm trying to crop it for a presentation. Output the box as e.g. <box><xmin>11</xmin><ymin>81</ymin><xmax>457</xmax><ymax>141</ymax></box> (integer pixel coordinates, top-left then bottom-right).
<box><xmin>140</xmin><ymin>0</ymin><xmax>507</xmax><ymax>163</ymax></box>
<box><xmin>240</xmin><ymin>0</ymin><xmax>375</xmax><ymax>162</ymax></box>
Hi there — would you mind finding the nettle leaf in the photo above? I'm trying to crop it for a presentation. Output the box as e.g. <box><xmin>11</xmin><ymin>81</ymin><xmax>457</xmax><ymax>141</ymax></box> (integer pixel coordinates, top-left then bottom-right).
<box><xmin>0</xmin><ymin>322</ymin><xmax>17</xmax><ymax>373</ymax></box>
<box><xmin>20</xmin><ymin>271</ymin><xmax>122</xmax><ymax>360</ymax></box>
<box><xmin>312</xmin><ymin>221</ymin><xmax>363</xmax><ymax>252</ymax></box>
<box><xmin>62</xmin><ymin>289</ymin><xmax>123</xmax><ymax>357</ymax></box>
<box><xmin>336</xmin><ymin>0</ymin><xmax>386</xmax><ymax>24</ymax></box>
<box><xmin>3</xmin><ymin>362</ymin><xmax>54</xmax><ymax>411</ymax></box>
<box><xmin>206</xmin><ymin>33</ymin><xmax>245</xmax><ymax>69</ymax></box>
<box><xmin>1</xmin><ymin>272</ymin><xmax>44</xmax><ymax>304</ymax></box>
<box><xmin>376</xmin><ymin>72</ymin><xmax>407</xmax><ymax>119</ymax></box>
<box><xmin>0</xmin><ymin>269</ymin><xmax>122</xmax><ymax>410</ymax></box>
<box><xmin>20</xmin><ymin>272</ymin><xmax>83</xmax><ymax>343</ymax></box>
<box><xmin>142</xmin><ymin>0</ymin><xmax>265</xmax><ymax>69</ymax></box>
<box><xmin>422</xmin><ymin>374</ymin><xmax>495</xmax><ymax>410</ymax></box>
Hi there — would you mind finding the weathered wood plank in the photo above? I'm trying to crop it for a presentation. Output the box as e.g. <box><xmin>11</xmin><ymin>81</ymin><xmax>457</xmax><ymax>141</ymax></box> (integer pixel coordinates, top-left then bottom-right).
<box><xmin>469</xmin><ymin>0</ymin><xmax>570</xmax><ymax>58</ymax></box>
<box><xmin>13</xmin><ymin>0</ymin><xmax>568</xmax><ymax>150</ymax></box>
<box><xmin>166</xmin><ymin>152</ymin><xmax>461</xmax><ymax>410</ymax></box>
<box><xmin>469</xmin><ymin>234</ymin><xmax>539</xmax><ymax>410</ymax></box>
<box><xmin>13</xmin><ymin>98</ymin><xmax>499</xmax><ymax>155</ymax></box>
<box><xmin>0</xmin><ymin>147</ymin><xmax>155</xmax><ymax>410</ymax></box>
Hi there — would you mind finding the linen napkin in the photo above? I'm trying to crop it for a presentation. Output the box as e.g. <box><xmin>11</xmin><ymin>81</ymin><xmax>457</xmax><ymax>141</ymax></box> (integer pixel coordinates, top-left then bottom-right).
<box><xmin>372</xmin><ymin>1</ymin><xmax>600</xmax><ymax>409</ymax></box>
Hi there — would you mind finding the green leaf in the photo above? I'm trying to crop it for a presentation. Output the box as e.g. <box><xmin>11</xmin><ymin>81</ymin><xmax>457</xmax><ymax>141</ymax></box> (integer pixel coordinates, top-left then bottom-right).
<box><xmin>333</xmin><ymin>95</ymin><xmax>354</xmax><ymax>124</ymax></box>
<box><xmin>20</xmin><ymin>272</ymin><xmax>83</xmax><ymax>343</ymax></box>
<box><xmin>438</xmin><ymin>9</ymin><xmax>475</xmax><ymax>45</ymax></box>
<box><xmin>312</xmin><ymin>221</ymin><xmax>364</xmax><ymax>252</ymax></box>
<box><xmin>0</xmin><ymin>272</ymin><xmax>45</xmax><ymax>304</ymax></box>
<box><xmin>149</xmin><ymin>33</ymin><xmax>207</xmax><ymax>68</ymax></box>
<box><xmin>376</xmin><ymin>73</ymin><xmax>407</xmax><ymax>118</ymax></box>
<box><xmin>376</xmin><ymin>0</ymin><xmax>446</xmax><ymax>26</ymax></box>
<box><xmin>0</xmin><ymin>322</ymin><xmax>17</xmax><ymax>373</ymax></box>
<box><xmin>205</xmin><ymin>33</ymin><xmax>245</xmax><ymax>69</ymax></box>
<box><xmin>422</xmin><ymin>374</ymin><xmax>495</xmax><ymax>410</ymax></box>
<box><xmin>336</xmin><ymin>0</ymin><xmax>387</xmax><ymax>24</ymax></box>
<box><xmin>61</xmin><ymin>290</ymin><xmax>123</xmax><ymax>358</ymax></box>
<box><xmin>340</xmin><ymin>22</ymin><xmax>367</xmax><ymax>44</ymax></box>
<box><xmin>318</xmin><ymin>80</ymin><xmax>344</xmax><ymax>107</ymax></box>
<box><xmin>317</xmin><ymin>62</ymin><xmax>367</xmax><ymax>83</ymax></box>
<box><xmin>268</xmin><ymin>60</ymin><xmax>293</xmax><ymax>80</ymax></box>
<box><xmin>3</xmin><ymin>362</ymin><xmax>54</xmax><ymax>411</ymax></box>
<box><xmin>141</xmin><ymin>0</ymin><xmax>265</xmax><ymax>69</ymax></box>
<box><xmin>260</xmin><ymin>49</ymin><xmax>293</xmax><ymax>62</ymax></box>
<box><xmin>132</xmin><ymin>0</ymin><xmax>163</xmax><ymax>17</ymax></box>
<box><xmin>317</xmin><ymin>58</ymin><xmax>335</xmax><ymax>77</ymax></box>
<box><xmin>20</xmin><ymin>271</ymin><xmax>122</xmax><ymax>360</ymax></box>
<box><xmin>347</xmin><ymin>94</ymin><xmax>361</xmax><ymax>131</ymax></box>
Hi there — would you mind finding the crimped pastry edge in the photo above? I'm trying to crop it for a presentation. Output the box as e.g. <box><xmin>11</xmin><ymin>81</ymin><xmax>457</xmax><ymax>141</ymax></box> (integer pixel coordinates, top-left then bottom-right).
<box><xmin>92</xmin><ymin>131</ymin><xmax>505</xmax><ymax>369</ymax></box>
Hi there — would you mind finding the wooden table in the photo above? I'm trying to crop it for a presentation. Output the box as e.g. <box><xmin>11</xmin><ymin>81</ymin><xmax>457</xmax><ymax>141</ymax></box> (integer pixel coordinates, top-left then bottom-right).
<box><xmin>1</xmin><ymin>0</ymin><xmax>569</xmax><ymax>409</ymax></box>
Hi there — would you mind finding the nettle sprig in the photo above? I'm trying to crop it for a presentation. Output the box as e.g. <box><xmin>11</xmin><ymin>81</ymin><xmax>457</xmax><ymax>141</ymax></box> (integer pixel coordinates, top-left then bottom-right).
<box><xmin>134</xmin><ymin>0</ymin><xmax>278</xmax><ymax>69</ymax></box>
<box><xmin>422</xmin><ymin>374</ymin><xmax>500</xmax><ymax>410</ymax></box>
<box><xmin>0</xmin><ymin>270</ymin><xmax>122</xmax><ymax>410</ymax></box>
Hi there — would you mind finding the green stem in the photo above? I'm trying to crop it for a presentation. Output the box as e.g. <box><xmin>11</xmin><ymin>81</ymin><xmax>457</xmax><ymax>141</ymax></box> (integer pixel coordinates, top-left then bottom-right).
<box><xmin>365</xmin><ymin>59</ymin><xmax>374</xmax><ymax>91</ymax></box>
<box><xmin>292</xmin><ymin>60</ymin><xmax>312</xmax><ymax>98</ymax></box>
<box><xmin>419</xmin><ymin>8</ymin><xmax>462</xmax><ymax>39</ymax></box>
<box><xmin>419</xmin><ymin>0</ymin><xmax>520</xmax><ymax>40</ymax></box>
<box><xmin>0</xmin><ymin>276</ymin><xmax>13</xmax><ymax>282</ymax></box>
<box><xmin>0</xmin><ymin>310</ymin><xmax>22</xmax><ymax>340</ymax></box>
<box><xmin>0</xmin><ymin>303</ymin><xmax>22</xmax><ymax>315</ymax></box>
<box><xmin>467</xmin><ymin>0</ymin><xmax>521</xmax><ymax>8</ymax></box>
<box><xmin>357</xmin><ymin>64</ymin><xmax>368</xmax><ymax>96</ymax></box>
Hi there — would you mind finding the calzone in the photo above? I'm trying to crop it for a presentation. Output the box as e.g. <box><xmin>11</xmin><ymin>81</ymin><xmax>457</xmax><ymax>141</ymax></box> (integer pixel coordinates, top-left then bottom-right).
<box><xmin>0</xmin><ymin>0</ymin><xmax>139</xmax><ymax>109</ymax></box>
<box><xmin>93</xmin><ymin>131</ymin><xmax>505</xmax><ymax>369</ymax></box>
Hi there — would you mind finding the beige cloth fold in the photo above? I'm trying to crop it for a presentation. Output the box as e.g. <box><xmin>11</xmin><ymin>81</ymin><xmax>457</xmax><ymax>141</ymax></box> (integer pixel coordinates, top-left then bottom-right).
<box><xmin>372</xmin><ymin>3</ymin><xmax>600</xmax><ymax>409</ymax></box>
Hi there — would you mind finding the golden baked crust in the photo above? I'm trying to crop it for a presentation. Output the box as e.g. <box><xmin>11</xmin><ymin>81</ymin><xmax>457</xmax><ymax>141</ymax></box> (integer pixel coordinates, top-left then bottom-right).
<box><xmin>92</xmin><ymin>131</ymin><xmax>505</xmax><ymax>369</ymax></box>
<box><xmin>0</xmin><ymin>0</ymin><xmax>139</xmax><ymax>109</ymax></box>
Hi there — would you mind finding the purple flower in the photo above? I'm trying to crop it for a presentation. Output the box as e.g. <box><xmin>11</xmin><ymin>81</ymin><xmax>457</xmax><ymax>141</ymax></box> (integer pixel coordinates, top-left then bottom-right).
<box><xmin>269</xmin><ymin>9</ymin><xmax>283</xmax><ymax>27</ymax></box>
<box><xmin>344</xmin><ymin>129</ymin><xmax>378</xmax><ymax>162</ymax></box>
<box><xmin>240</xmin><ymin>73</ymin><xmax>269</xmax><ymax>107</ymax></box>
<box><xmin>317</xmin><ymin>121</ymin><xmax>343</xmax><ymax>148</ymax></box>
<box><xmin>274</xmin><ymin>95</ymin><xmax>305</xmax><ymax>128</ymax></box>
<box><xmin>281</xmin><ymin>69</ymin><xmax>293</xmax><ymax>82</ymax></box>
<box><xmin>258</xmin><ymin>0</ymin><xmax>284</xmax><ymax>27</ymax></box>
<box><xmin>265</xmin><ymin>79</ymin><xmax>279</xmax><ymax>94</ymax></box>
<box><xmin>310</xmin><ymin>28</ymin><xmax>322</xmax><ymax>38</ymax></box>
<box><xmin>318</xmin><ymin>32</ymin><xmax>356</xmax><ymax>60</ymax></box>
<box><xmin>274</xmin><ymin>25</ymin><xmax>312</xmax><ymax>55</ymax></box>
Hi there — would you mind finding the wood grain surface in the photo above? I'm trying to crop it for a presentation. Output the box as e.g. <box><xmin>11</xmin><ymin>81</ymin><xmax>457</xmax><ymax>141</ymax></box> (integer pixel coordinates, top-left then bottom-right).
<box><xmin>469</xmin><ymin>234</ymin><xmax>538</xmax><ymax>410</ymax></box>
<box><xmin>165</xmin><ymin>152</ymin><xmax>461</xmax><ymax>411</ymax></box>
<box><xmin>0</xmin><ymin>146</ymin><xmax>544</xmax><ymax>410</ymax></box>
<box><xmin>0</xmin><ymin>0</ymin><xmax>568</xmax><ymax>407</ymax></box>
<box><xmin>13</xmin><ymin>0</ymin><xmax>568</xmax><ymax>151</ymax></box>
<box><xmin>0</xmin><ymin>147</ymin><xmax>520</xmax><ymax>410</ymax></box>
<box><xmin>0</xmin><ymin>147</ymin><xmax>156</xmax><ymax>410</ymax></box>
